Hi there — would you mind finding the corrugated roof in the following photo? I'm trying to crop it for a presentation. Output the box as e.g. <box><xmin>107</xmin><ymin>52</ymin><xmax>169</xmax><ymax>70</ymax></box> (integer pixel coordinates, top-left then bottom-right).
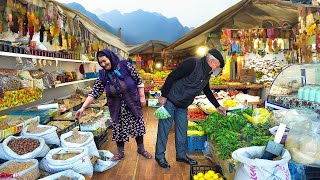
<box><xmin>165</xmin><ymin>0</ymin><xmax>300</xmax><ymax>52</ymax></box>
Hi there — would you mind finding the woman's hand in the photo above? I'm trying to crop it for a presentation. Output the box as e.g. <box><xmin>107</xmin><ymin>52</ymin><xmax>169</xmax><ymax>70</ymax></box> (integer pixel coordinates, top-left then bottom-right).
<box><xmin>75</xmin><ymin>107</ymin><xmax>85</xmax><ymax>119</ymax></box>
<box><xmin>140</xmin><ymin>96</ymin><xmax>146</xmax><ymax>107</ymax></box>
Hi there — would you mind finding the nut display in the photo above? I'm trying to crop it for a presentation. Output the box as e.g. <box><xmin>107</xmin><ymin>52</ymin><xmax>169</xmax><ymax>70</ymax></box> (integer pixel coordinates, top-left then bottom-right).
<box><xmin>7</xmin><ymin>138</ymin><xmax>40</xmax><ymax>155</ymax></box>
<box><xmin>47</xmin><ymin>121</ymin><xmax>74</xmax><ymax>131</ymax></box>
<box><xmin>0</xmin><ymin>161</ymin><xmax>34</xmax><ymax>174</ymax></box>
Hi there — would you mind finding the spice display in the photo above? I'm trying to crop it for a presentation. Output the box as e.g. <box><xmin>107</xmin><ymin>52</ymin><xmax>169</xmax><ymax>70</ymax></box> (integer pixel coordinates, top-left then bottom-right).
<box><xmin>65</xmin><ymin>134</ymin><xmax>88</xmax><ymax>144</ymax></box>
<box><xmin>0</xmin><ymin>161</ymin><xmax>34</xmax><ymax>174</ymax></box>
<box><xmin>29</xmin><ymin>71</ymin><xmax>44</xmax><ymax>79</ymax></box>
<box><xmin>0</xmin><ymin>76</ymin><xmax>20</xmax><ymax>92</ymax></box>
<box><xmin>0</xmin><ymin>121</ymin><xmax>10</xmax><ymax>130</ymax></box>
<box><xmin>52</xmin><ymin>152</ymin><xmax>80</xmax><ymax>160</ymax></box>
<box><xmin>0</xmin><ymin>69</ymin><xmax>18</xmax><ymax>77</ymax></box>
<box><xmin>70</xmin><ymin>94</ymin><xmax>82</xmax><ymax>99</ymax></box>
<box><xmin>27</xmin><ymin>127</ymin><xmax>50</xmax><ymax>134</ymax></box>
<box><xmin>47</xmin><ymin>121</ymin><xmax>74</xmax><ymax>131</ymax></box>
<box><xmin>7</xmin><ymin>138</ymin><xmax>40</xmax><ymax>155</ymax></box>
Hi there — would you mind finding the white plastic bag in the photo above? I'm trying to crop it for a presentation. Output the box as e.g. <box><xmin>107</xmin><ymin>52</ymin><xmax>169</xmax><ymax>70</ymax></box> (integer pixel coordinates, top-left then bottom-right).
<box><xmin>60</xmin><ymin>131</ymin><xmax>99</xmax><ymax>157</ymax></box>
<box><xmin>93</xmin><ymin>150</ymin><xmax>119</xmax><ymax>172</ymax></box>
<box><xmin>38</xmin><ymin>170</ymin><xmax>85</xmax><ymax>180</ymax></box>
<box><xmin>0</xmin><ymin>136</ymin><xmax>50</xmax><ymax>160</ymax></box>
<box><xmin>154</xmin><ymin>106</ymin><xmax>171</xmax><ymax>119</ymax></box>
<box><xmin>232</xmin><ymin>146</ymin><xmax>291</xmax><ymax>180</ymax></box>
<box><xmin>39</xmin><ymin>147</ymin><xmax>93</xmax><ymax>177</ymax></box>
<box><xmin>0</xmin><ymin>159</ymin><xmax>40</xmax><ymax>180</ymax></box>
<box><xmin>21</xmin><ymin>125</ymin><xmax>60</xmax><ymax>146</ymax></box>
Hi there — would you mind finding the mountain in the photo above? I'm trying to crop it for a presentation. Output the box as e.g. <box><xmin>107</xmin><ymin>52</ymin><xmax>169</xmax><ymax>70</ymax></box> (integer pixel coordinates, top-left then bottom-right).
<box><xmin>64</xmin><ymin>3</ymin><xmax>117</xmax><ymax>36</ymax></box>
<box><xmin>99</xmin><ymin>9</ymin><xmax>191</xmax><ymax>45</ymax></box>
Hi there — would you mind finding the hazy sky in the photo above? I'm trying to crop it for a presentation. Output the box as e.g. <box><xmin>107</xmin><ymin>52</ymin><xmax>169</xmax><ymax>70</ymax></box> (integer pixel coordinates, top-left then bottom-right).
<box><xmin>57</xmin><ymin>0</ymin><xmax>241</xmax><ymax>28</ymax></box>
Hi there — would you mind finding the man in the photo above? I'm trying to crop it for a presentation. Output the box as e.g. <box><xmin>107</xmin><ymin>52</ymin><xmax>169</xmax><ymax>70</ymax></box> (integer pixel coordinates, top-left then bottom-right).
<box><xmin>155</xmin><ymin>48</ymin><xmax>227</xmax><ymax>169</ymax></box>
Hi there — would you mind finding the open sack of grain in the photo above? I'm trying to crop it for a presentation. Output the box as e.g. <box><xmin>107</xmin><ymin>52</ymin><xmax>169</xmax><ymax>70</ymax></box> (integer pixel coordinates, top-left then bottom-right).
<box><xmin>21</xmin><ymin>121</ymin><xmax>60</xmax><ymax>146</ymax></box>
<box><xmin>38</xmin><ymin>169</ymin><xmax>85</xmax><ymax>180</ymax></box>
<box><xmin>39</xmin><ymin>147</ymin><xmax>93</xmax><ymax>177</ymax></box>
<box><xmin>0</xmin><ymin>136</ymin><xmax>49</xmax><ymax>160</ymax></box>
<box><xmin>0</xmin><ymin>159</ymin><xmax>39</xmax><ymax>180</ymax></box>
<box><xmin>60</xmin><ymin>129</ymin><xmax>99</xmax><ymax>157</ymax></box>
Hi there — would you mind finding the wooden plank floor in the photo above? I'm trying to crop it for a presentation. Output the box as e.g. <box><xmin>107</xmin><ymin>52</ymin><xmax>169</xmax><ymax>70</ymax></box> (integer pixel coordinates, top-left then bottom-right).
<box><xmin>92</xmin><ymin>107</ymin><xmax>213</xmax><ymax>180</ymax></box>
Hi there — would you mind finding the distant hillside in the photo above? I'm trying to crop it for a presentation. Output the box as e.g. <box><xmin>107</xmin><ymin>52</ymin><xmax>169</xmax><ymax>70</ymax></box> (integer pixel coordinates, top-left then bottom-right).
<box><xmin>64</xmin><ymin>3</ymin><xmax>117</xmax><ymax>36</ymax></box>
<box><xmin>99</xmin><ymin>9</ymin><xmax>192</xmax><ymax>45</ymax></box>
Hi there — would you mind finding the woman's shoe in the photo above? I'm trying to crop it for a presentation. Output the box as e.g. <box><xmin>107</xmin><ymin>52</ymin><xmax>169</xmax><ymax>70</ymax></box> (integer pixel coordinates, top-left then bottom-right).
<box><xmin>111</xmin><ymin>153</ymin><xmax>124</xmax><ymax>161</ymax></box>
<box><xmin>137</xmin><ymin>150</ymin><xmax>152</xmax><ymax>159</ymax></box>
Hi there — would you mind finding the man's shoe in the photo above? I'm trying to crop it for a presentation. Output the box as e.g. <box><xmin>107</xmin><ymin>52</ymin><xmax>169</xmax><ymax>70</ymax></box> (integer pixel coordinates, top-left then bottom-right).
<box><xmin>176</xmin><ymin>156</ymin><xmax>198</xmax><ymax>165</ymax></box>
<box><xmin>156</xmin><ymin>158</ymin><xmax>170</xmax><ymax>169</ymax></box>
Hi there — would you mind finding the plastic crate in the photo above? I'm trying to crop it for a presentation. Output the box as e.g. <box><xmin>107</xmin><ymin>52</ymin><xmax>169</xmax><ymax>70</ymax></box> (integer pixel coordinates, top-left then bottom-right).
<box><xmin>187</xmin><ymin>135</ymin><xmax>207</xmax><ymax>153</ymax></box>
<box><xmin>84</xmin><ymin>72</ymin><xmax>98</xmax><ymax>79</ymax></box>
<box><xmin>10</xmin><ymin>109</ymin><xmax>56</xmax><ymax>124</ymax></box>
<box><xmin>190</xmin><ymin>165</ymin><xmax>222</xmax><ymax>180</ymax></box>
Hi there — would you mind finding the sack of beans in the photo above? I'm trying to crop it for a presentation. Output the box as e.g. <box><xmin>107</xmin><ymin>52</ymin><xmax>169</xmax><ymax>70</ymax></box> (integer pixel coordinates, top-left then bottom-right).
<box><xmin>60</xmin><ymin>131</ymin><xmax>99</xmax><ymax>157</ymax></box>
<box><xmin>39</xmin><ymin>147</ymin><xmax>93</xmax><ymax>177</ymax></box>
<box><xmin>0</xmin><ymin>159</ymin><xmax>40</xmax><ymax>180</ymax></box>
<box><xmin>21</xmin><ymin>124</ymin><xmax>60</xmax><ymax>146</ymax></box>
<box><xmin>0</xmin><ymin>136</ymin><xmax>50</xmax><ymax>160</ymax></box>
<box><xmin>38</xmin><ymin>169</ymin><xmax>85</xmax><ymax>180</ymax></box>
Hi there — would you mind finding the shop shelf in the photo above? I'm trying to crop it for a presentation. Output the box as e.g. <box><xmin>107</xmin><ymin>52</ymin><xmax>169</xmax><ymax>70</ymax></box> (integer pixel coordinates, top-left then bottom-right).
<box><xmin>54</xmin><ymin>78</ymin><xmax>97</xmax><ymax>88</ymax></box>
<box><xmin>0</xmin><ymin>51</ymin><xmax>97</xmax><ymax>64</ymax></box>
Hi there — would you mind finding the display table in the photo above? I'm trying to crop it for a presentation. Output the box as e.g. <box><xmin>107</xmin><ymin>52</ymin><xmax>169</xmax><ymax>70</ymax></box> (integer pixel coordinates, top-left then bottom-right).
<box><xmin>269</xmin><ymin>96</ymin><xmax>320</xmax><ymax>115</ymax></box>
<box><xmin>210</xmin><ymin>84</ymin><xmax>264</xmax><ymax>96</ymax></box>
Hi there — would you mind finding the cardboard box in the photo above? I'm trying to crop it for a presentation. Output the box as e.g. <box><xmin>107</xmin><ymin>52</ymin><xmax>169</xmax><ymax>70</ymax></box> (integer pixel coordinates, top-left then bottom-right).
<box><xmin>149</xmin><ymin>91</ymin><xmax>161</xmax><ymax>99</ymax></box>
<box><xmin>148</xmin><ymin>99</ymin><xmax>160</xmax><ymax>107</ymax></box>
<box><xmin>239</xmin><ymin>69</ymin><xmax>256</xmax><ymax>83</ymax></box>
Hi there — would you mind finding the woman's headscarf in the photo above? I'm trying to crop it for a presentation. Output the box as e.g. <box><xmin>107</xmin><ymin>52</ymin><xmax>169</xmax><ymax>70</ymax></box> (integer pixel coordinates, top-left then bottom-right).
<box><xmin>97</xmin><ymin>48</ymin><xmax>124</xmax><ymax>81</ymax></box>
<box><xmin>97</xmin><ymin>48</ymin><xmax>120</xmax><ymax>71</ymax></box>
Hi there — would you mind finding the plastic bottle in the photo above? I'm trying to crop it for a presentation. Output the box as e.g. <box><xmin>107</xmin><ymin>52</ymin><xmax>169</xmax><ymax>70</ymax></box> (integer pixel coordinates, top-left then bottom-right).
<box><xmin>302</xmin><ymin>86</ymin><xmax>310</xmax><ymax>101</ymax></box>
<box><xmin>309</xmin><ymin>86</ymin><xmax>317</xmax><ymax>102</ymax></box>
<box><xmin>297</xmin><ymin>86</ymin><xmax>304</xmax><ymax>100</ymax></box>
<box><xmin>315</xmin><ymin>88</ymin><xmax>320</xmax><ymax>103</ymax></box>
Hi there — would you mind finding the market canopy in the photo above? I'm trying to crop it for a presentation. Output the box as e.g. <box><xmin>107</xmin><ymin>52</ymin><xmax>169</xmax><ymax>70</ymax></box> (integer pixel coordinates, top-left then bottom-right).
<box><xmin>129</xmin><ymin>40</ymin><xmax>169</xmax><ymax>55</ymax></box>
<box><xmin>50</xmin><ymin>0</ymin><xmax>129</xmax><ymax>55</ymax></box>
<box><xmin>165</xmin><ymin>0</ymin><xmax>300</xmax><ymax>52</ymax></box>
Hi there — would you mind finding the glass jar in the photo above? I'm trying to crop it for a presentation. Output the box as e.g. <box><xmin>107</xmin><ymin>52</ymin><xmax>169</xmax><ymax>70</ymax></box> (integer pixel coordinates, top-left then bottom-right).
<box><xmin>297</xmin><ymin>86</ymin><xmax>304</xmax><ymax>100</ymax></box>
<box><xmin>302</xmin><ymin>86</ymin><xmax>311</xmax><ymax>101</ymax></box>
<box><xmin>309</xmin><ymin>86</ymin><xmax>317</xmax><ymax>102</ymax></box>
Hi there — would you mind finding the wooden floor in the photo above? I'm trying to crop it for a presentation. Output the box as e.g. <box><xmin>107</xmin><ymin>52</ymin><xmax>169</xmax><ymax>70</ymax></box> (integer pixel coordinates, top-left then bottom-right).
<box><xmin>92</xmin><ymin>107</ymin><xmax>213</xmax><ymax>180</ymax></box>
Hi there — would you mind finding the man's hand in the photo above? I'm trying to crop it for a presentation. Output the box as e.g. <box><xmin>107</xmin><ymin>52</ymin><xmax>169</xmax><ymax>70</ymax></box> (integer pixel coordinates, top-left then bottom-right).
<box><xmin>158</xmin><ymin>96</ymin><xmax>167</xmax><ymax>106</ymax></box>
<box><xmin>216</xmin><ymin>106</ymin><xmax>227</xmax><ymax>116</ymax></box>
<box><xmin>140</xmin><ymin>96</ymin><xmax>146</xmax><ymax>107</ymax></box>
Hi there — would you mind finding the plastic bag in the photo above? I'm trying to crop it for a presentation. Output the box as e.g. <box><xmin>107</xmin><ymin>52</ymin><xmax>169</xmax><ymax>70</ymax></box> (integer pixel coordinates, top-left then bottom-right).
<box><xmin>29</xmin><ymin>70</ymin><xmax>44</xmax><ymax>79</ymax></box>
<box><xmin>93</xmin><ymin>150</ymin><xmax>119</xmax><ymax>172</ymax></box>
<box><xmin>38</xmin><ymin>170</ymin><xmax>85</xmax><ymax>180</ymax></box>
<box><xmin>21</xmin><ymin>125</ymin><xmax>60</xmax><ymax>146</ymax></box>
<box><xmin>39</xmin><ymin>147</ymin><xmax>93</xmax><ymax>177</ymax></box>
<box><xmin>252</xmin><ymin>108</ymin><xmax>270</xmax><ymax>124</ymax></box>
<box><xmin>0</xmin><ymin>136</ymin><xmax>50</xmax><ymax>160</ymax></box>
<box><xmin>33</xmin><ymin>79</ymin><xmax>45</xmax><ymax>91</ymax></box>
<box><xmin>154</xmin><ymin>106</ymin><xmax>171</xmax><ymax>119</ymax></box>
<box><xmin>42</xmin><ymin>72</ymin><xmax>55</xmax><ymax>89</ymax></box>
<box><xmin>18</xmin><ymin>71</ymin><xmax>34</xmax><ymax>88</ymax></box>
<box><xmin>16</xmin><ymin>59</ymin><xmax>37</xmax><ymax>71</ymax></box>
<box><xmin>60</xmin><ymin>131</ymin><xmax>99</xmax><ymax>157</ymax></box>
<box><xmin>232</xmin><ymin>146</ymin><xmax>291</xmax><ymax>180</ymax></box>
<box><xmin>0</xmin><ymin>159</ymin><xmax>40</xmax><ymax>180</ymax></box>
<box><xmin>271</xmin><ymin>109</ymin><xmax>319</xmax><ymax>129</ymax></box>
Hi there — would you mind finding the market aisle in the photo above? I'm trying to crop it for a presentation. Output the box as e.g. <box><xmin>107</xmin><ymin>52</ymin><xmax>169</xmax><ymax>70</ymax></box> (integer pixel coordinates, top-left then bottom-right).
<box><xmin>92</xmin><ymin>107</ymin><xmax>213</xmax><ymax>180</ymax></box>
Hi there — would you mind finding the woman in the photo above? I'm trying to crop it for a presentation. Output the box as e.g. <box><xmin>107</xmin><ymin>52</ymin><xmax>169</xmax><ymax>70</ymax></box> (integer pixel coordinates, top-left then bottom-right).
<box><xmin>75</xmin><ymin>48</ymin><xmax>152</xmax><ymax>161</ymax></box>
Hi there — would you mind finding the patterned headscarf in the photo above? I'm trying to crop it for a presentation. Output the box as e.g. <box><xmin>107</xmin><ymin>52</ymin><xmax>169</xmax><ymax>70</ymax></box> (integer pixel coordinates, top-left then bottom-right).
<box><xmin>97</xmin><ymin>48</ymin><xmax>120</xmax><ymax>71</ymax></box>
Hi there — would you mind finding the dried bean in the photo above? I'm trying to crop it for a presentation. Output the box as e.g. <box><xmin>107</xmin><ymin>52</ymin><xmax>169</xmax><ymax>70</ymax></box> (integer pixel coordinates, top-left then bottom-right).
<box><xmin>7</xmin><ymin>138</ymin><xmax>40</xmax><ymax>155</ymax></box>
